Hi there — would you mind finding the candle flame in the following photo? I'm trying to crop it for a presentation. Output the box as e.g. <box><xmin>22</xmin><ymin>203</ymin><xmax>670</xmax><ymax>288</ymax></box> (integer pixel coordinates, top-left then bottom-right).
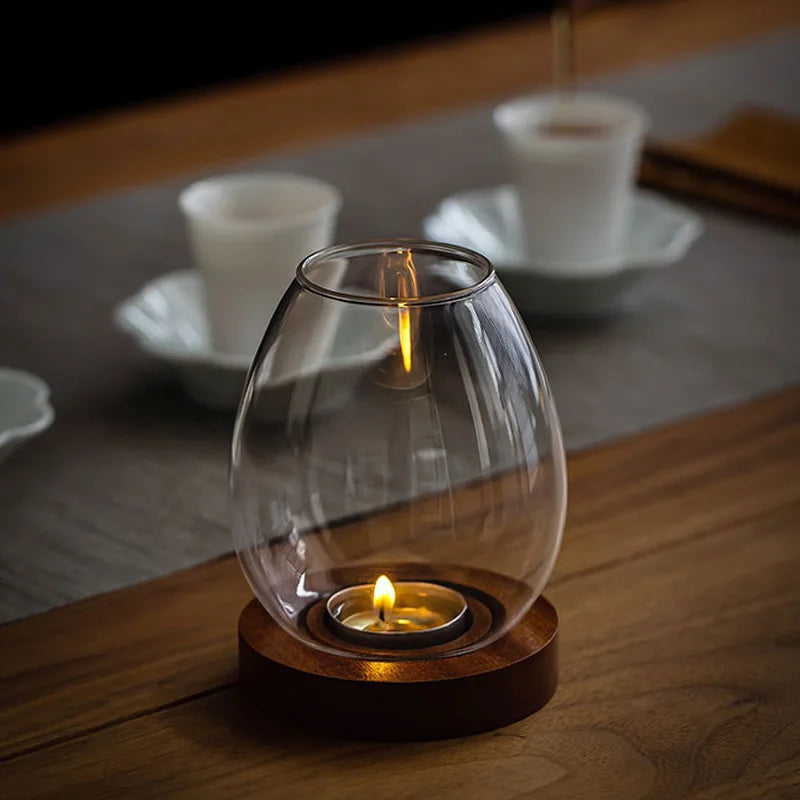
<box><xmin>373</xmin><ymin>574</ymin><xmax>396</xmax><ymax>619</ymax></box>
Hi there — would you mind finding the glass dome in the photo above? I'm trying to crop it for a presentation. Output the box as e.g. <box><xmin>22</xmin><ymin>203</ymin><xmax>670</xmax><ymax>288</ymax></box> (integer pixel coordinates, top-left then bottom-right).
<box><xmin>230</xmin><ymin>240</ymin><xmax>566</xmax><ymax>659</ymax></box>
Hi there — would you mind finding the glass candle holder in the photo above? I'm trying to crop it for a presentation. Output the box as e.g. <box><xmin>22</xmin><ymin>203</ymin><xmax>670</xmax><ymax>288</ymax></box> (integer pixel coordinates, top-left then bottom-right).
<box><xmin>231</xmin><ymin>240</ymin><xmax>567</xmax><ymax>660</ymax></box>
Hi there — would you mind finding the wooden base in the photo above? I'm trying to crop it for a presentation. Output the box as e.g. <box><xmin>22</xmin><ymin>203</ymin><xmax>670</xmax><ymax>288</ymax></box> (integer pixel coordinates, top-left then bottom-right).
<box><xmin>238</xmin><ymin>587</ymin><xmax>558</xmax><ymax>740</ymax></box>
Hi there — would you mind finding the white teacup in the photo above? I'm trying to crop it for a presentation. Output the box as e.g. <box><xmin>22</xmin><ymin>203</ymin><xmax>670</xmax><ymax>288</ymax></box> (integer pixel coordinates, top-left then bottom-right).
<box><xmin>493</xmin><ymin>93</ymin><xmax>649</xmax><ymax>271</ymax></box>
<box><xmin>180</xmin><ymin>172</ymin><xmax>342</xmax><ymax>356</ymax></box>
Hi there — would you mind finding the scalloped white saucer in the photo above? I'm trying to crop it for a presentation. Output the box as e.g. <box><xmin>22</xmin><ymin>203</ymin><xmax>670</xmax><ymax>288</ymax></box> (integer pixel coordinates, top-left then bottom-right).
<box><xmin>0</xmin><ymin>368</ymin><xmax>54</xmax><ymax>463</ymax></box>
<box><xmin>423</xmin><ymin>186</ymin><xmax>703</xmax><ymax>317</ymax></box>
<box><xmin>114</xmin><ymin>270</ymin><xmax>396</xmax><ymax>410</ymax></box>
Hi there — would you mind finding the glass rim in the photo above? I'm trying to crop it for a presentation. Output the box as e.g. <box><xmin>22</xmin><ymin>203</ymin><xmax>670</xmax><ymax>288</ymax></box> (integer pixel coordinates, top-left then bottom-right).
<box><xmin>296</xmin><ymin>239</ymin><xmax>496</xmax><ymax>306</ymax></box>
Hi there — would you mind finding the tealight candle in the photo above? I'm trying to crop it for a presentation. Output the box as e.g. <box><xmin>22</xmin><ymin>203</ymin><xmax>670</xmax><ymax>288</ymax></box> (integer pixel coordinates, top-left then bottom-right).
<box><xmin>326</xmin><ymin>574</ymin><xmax>468</xmax><ymax>649</ymax></box>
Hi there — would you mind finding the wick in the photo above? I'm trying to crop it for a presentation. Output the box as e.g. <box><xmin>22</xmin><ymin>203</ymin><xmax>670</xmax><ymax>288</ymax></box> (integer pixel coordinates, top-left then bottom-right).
<box><xmin>378</xmin><ymin>606</ymin><xmax>386</xmax><ymax>624</ymax></box>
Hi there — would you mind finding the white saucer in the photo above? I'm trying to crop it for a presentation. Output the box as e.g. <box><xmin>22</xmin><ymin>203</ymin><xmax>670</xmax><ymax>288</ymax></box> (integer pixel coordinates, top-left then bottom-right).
<box><xmin>0</xmin><ymin>368</ymin><xmax>54</xmax><ymax>463</ymax></box>
<box><xmin>423</xmin><ymin>186</ymin><xmax>703</xmax><ymax>317</ymax></box>
<box><xmin>114</xmin><ymin>271</ymin><xmax>395</xmax><ymax>410</ymax></box>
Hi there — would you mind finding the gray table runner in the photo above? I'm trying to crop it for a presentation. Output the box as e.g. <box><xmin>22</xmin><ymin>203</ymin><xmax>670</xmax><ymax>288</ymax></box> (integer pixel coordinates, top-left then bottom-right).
<box><xmin>1</xmin><ymin>30</ymin><xmax>798</xmax><ymax>622</ymax></box>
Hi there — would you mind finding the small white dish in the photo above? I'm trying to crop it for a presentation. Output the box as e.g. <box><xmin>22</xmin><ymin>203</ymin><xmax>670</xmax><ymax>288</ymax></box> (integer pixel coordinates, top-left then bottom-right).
<box><xmin>0</xmin><ymin>368</ymin><xmax>54</xmax><ymax>463</ymax></box>
<box><xmin>423</xmin><ymin>186</ymin><xmax>703</xmax><ymax>317</ymax></box>
<box><xmin>114</xmin><ymin>271</ymin><xmax>395</xmax><ymax>410</ymax></box>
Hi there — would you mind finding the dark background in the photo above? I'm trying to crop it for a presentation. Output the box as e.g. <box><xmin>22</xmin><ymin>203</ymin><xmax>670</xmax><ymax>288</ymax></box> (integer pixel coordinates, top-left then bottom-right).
<box><xmin>4</xmin><ymin>2</ymin><xmax>560</xmax><ymax>138</ymax></box>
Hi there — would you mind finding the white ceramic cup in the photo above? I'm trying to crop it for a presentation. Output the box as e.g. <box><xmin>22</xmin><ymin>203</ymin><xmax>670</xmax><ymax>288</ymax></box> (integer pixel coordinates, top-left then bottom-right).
<box><xmin>180</xmin><ymin>172</ymin><xmax>342</xmax><ymax>356</ymax></box>
<box><xmin>493</xmin><ymin>93</ymin><xmax>649</xmax><ymax>272</ymax></box>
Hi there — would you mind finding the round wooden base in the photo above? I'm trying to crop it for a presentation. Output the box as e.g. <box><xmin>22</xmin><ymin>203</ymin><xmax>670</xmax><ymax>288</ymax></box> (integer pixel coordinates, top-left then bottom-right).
<box><xmin>238</xmin><ymin>592</ymin><xmax>558</xmax><ymax>741</ymax></box>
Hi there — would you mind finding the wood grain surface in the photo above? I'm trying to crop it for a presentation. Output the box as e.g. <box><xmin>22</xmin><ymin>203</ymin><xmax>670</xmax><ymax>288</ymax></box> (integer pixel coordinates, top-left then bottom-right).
<box><xmin>1</xmin><ymin>0</ymin><xmax>798</xmax><ymax>219</ymax></box>
<box><xmin>641</xmin><ymin>108</ymin><xmax>800</xmax><ymax>226</ymax></box>
<box><xmin>1</xmin><ymin>387</ymin><xmax>798</xmax><ymax>797</ymax></box>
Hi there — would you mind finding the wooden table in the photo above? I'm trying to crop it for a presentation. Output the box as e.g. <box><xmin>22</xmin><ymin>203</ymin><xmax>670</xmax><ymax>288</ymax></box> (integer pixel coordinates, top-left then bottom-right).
<box><xmin>1</xmin><ymin>390</ymin><xmax>798</xmax><ymax>797</ymax></box>
<box><xmin>1</xmin><ymin>1</ymin><xmax>799</xmax><ymax>796</ymax></box>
